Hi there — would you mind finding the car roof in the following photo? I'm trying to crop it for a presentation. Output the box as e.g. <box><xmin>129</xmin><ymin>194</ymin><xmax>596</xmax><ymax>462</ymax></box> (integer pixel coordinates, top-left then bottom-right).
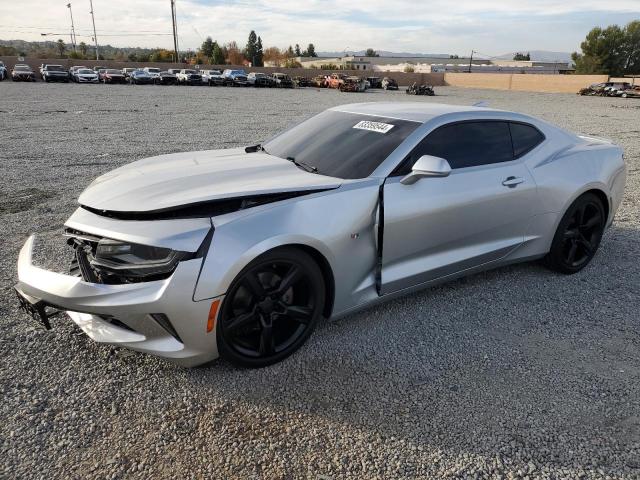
<box><xmin>330</xmin><ymin>102</ymin><xmax>527</xmax><ymax>123</ymax></box>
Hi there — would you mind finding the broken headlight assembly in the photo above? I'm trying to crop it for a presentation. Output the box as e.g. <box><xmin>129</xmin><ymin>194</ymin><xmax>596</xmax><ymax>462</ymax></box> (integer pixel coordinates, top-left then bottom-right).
<box><xmin>67</xmin><ymin>231</ymin><xmax>193</xmax><ymax>283</ymax></box>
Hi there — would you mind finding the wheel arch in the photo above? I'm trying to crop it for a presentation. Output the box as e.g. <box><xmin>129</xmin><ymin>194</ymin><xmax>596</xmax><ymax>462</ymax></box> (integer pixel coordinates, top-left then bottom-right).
<box><xmin>286</xmin><ymin>243</ymin><xmax>336</xmax><ymax>319</ymax></box>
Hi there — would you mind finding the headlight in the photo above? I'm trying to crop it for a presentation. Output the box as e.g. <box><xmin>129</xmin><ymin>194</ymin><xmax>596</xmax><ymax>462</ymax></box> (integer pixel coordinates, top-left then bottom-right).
<box><xmin>91</xmin><ymin>238</ymin><xmax>189</xmax><ymax>278</ymax></box>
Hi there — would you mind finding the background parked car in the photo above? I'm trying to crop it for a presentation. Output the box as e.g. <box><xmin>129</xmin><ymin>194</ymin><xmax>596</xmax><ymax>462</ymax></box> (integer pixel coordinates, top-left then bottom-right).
<box><xmin>339</xmin><ymin>76</ymin><xmax>367</xmax><ymax>92</ymax></box>
<box><xmin>69</xmin><ymin>65</ymin><xmax>87</xmax><ymax>81</ymax></box>
<box><xmin>176</xmin><ymin>69</ymin><xmax>203</xmax><ymax>85</ymax></box>
<box><xmin>121</xmin><ymin>67</ymin><xmax>137</xmax><ymax>79</ymax></box>
<box><xmin>99</xmin><ymin>69</ymin><xmax>127</xmax><ymax>84</ymax></box>
<box><xmin>311</xmin><ymin>75</ymin><xmax>328</xmax><ymax>88</ymax></box>
<box><xmin>0</xmin><ymin>61</ymin><xmax>7</xmax><ymax>80</ymax></box>
<box><xmin>327</xmin><ymin>73</ymin><xmax>347</xmax><ymax>89</ymax></box>
<box><xmin>129</xmin><ymin>69</ymin><xmax>154</xmax><ymax>85</ymax></box>
<box><xmin>222</xmin><ymin>69</ymin><xmax>248</xmax><ymax>86</ymax></box>
<box><xmin>382</xmin><ymin>77</ymin><xmax>399</xmax><ymax>90</ymax></box>
<box><xmin>73</xmin><ymin>68</ymin><xmax>99</xmax><ymax>83</ymax></box>
<box><xmin>155</xmin><ymin>71</ymin><xmax>177</xmax><ymax>85</ymax></box>
<box><xmin>42</xmin><ymin>64</ymin><xmax>69</xmax><ymax>83</ymax></box>
<box><xmin>200</xmin><ymin>69</ymin><xmax>223</xmax><ymax>85</ymax></box>
<box><xmin>167</xmin><ymin>68</ymin><xmax>182</xmax><ymax>75</ymax></box>
<box><xmin>247</xmin><ymin>72</ymin><xmax>271</xmax><ymax>87</ymax></box>
<box><xmin>293</xmin><ymin>76</ymin><xmax>312</xmax><ymax>87</ymax></box>
<box><xmin>143</xmin><ymin>67</ymin><xmax>161</xmax><ymax>81</ymax></box>
<box><xmin>366</xmin><ymin>76</ymin><xmax>382</xmax><ymax>88</ymax></box>
<box><xmin>271</xmin><ymin>72</ymin><xmax>294</xmax><ymax>88</ymax></box>
<box><xmin>93</xmin><ymin>66</ymin><xmax>108</xmax><ymax>74</ymax></box>
<box><xmin>11</xmin><ymin>64</ymin><xmax>36</xmax><ymax>82</ymax></box>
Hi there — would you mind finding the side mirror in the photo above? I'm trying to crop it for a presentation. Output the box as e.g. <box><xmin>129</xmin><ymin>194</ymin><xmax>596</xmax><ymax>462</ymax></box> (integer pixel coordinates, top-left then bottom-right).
<box><xmin>400</xmin><ymin>155</ymin><xmax>451</xmax><ymax>185</ymax></box>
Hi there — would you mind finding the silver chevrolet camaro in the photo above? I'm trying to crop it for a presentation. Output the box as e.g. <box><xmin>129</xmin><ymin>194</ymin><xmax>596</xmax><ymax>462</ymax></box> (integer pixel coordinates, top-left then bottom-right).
<box><xmin>15</xmin><ymin>103</ymin><xmax>626</xmax><ymax>367</ymax></box>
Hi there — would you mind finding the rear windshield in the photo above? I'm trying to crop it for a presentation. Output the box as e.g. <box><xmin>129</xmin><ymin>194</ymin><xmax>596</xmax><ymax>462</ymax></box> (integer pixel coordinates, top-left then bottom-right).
<box><xmin>106</xmin><ymin>69</ymin><xmax>121</xmax><ymax>74</ymax></box>
<box><xmin>46</xmin><ymin>66</ymin><xmax>65</xmax><ymax>71</ymax></box>
<box><xmin>263</xmin><ymin>110</ymin><xmax>420</xmax><ymax>179</ymax></box>
<box><xmin>146</xmin><ymin>68</ymin><xmax>160</xmax><ymax>73</ymax></box>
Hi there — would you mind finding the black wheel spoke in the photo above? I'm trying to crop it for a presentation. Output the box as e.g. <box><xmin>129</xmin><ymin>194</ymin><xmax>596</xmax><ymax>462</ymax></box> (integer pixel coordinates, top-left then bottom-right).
<box><xmin>243</xmin><ymin>272</ymin><xmax>265</xmax><ymax>299</ymax></box>
<box><xmin>582</xmin><ymin>215</ymin><xmax>601</xmax><ymax>230</ymax></box>
<box><xmin>281</xmin><ymin>304</ymin><xmax>313</xmax><ymax>324</ymax></box>
<box><xmin>563</xmin><ymin>228</ymin><xmax>579</xmax><ymax>240</ymax></box>
<box><xmin>274</xmin><ymin>265</ymin><xmax>302</xmax><ymax>296</ymax></box>
<box><xmin>226</xmin><ymin>311</ymin><xmax>258</xmax><ymax>334</ymax></box>
<box><xmin>258</xmin><ymin>314</ymin><xmax>275</xmax><ymax>355</ymax></box>
<box><xmin>577</xmin><ymin>238</ymin><xmax>594</xmax><ymax>256</ymax></box>
<box><xmin>567</xmin><ymin>241</ymin><xmax>578</xmax><ymax>264</ymax></box>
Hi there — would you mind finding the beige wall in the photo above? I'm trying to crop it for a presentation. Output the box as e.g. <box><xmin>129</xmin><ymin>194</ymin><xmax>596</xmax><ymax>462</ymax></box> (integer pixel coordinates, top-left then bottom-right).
<box><xmin>0</xmin><ymin>56</ymin><xmax>445</xmax><ymax>86</ymax></box>
<box><xmin>445</xmin><ymin>72</ymin><xmax>609</xmax><ymax>93</ymax></box>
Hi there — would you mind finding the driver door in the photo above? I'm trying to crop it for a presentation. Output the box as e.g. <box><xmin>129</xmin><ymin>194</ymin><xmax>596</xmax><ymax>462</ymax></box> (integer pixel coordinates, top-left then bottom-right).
<box><xmin>381</xmin><ymin>120</ymin><xmax>537</xmax><ymax>294</ymax></box>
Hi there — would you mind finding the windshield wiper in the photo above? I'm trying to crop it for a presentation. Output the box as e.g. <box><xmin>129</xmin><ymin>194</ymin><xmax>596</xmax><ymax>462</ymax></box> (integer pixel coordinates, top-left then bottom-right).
<box><xmin>286</xmin><ymin>156</ymin><xmax>318</xmax><ymax>173</ymax></box>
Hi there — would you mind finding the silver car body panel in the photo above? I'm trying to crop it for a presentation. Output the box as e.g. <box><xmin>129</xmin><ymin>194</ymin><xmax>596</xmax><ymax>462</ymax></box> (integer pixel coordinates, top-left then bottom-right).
<box><xmin>15</xmin><ymin>103</ymin><xmax>626</xmax><ymax>365</ymax></box>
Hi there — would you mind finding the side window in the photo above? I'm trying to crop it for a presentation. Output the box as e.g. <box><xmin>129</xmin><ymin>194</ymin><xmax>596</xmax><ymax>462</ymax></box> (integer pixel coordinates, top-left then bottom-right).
<box><xmin>509</xmin><ymin>122</ymin><xmax>545</xmax><ymax>158</ymax></box>
<box><xmin>404</xmin><ymin>121</ymin><xmax>514</xmax><ymax>170</ymax></box>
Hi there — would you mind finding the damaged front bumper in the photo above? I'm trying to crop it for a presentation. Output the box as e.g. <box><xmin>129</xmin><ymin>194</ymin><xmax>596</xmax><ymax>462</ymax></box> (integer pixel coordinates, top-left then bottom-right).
<box><xmin>15</xmin><ymin>235</ymin><xmax>222</xmax><ymax>367</ymax></box>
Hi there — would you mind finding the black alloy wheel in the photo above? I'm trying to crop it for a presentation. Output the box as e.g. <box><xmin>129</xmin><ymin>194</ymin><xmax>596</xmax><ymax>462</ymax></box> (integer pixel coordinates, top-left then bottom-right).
<box><xmin>217</xmin><ymin>248</ymin><xmax>325</xmax><ymax>368</ymax></box>
<box><xmin>544</xmin><ymin>193</ymin><xmax>606</xmax><ymax>274</ymax></box>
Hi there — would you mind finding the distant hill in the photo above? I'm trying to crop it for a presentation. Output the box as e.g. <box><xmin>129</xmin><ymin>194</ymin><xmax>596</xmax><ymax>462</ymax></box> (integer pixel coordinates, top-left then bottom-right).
<box><xmin>495</xmin><ymin>50</ymin><xmax>573</xmax><ymax>63</ymax></box>
<box><xmin>317</xmin><ymin>50</ymin><xmax>451</xmax><ymax>58</ymax></box>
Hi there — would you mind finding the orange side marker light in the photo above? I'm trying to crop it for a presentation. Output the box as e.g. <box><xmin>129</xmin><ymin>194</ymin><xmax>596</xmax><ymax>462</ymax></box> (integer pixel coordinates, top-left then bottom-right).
<box><xmin>207</xmin><ymin>299</ymin><xmax>220</xmax><ymax>333</ymax></box>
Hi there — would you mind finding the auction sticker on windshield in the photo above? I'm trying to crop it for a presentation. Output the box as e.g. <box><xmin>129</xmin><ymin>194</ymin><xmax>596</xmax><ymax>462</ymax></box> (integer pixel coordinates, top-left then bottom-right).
<box><xmin>352</xmin><ymin>120</ymin><xmax>395</xmax><ymax>134</ymax></box>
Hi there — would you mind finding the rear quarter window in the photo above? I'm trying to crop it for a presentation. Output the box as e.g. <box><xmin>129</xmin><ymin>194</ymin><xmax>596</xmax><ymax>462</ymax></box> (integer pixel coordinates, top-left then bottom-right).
<box><xmin>509</xmin><ymin>123</ymin><xmax>545</xmax><ymax>158</ymax></box>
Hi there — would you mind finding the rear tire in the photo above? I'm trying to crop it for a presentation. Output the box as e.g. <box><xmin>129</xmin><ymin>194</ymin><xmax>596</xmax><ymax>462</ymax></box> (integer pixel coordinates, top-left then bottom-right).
<box><xmin>544</xmin><ymin>193</ymin><xmax>606</xmax><ymax>274</ymax></box>
<box><xmin>217</xmin><ymin>247</ymin><xmax>325</xmax><ymax>368</ymax></box>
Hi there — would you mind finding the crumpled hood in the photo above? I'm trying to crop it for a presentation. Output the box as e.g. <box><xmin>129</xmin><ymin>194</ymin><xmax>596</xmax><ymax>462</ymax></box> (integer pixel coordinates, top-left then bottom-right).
<box><xmin>78</xmin><ymin>147</ymin><xmax>342</xmax><ymax>212</ymax></box>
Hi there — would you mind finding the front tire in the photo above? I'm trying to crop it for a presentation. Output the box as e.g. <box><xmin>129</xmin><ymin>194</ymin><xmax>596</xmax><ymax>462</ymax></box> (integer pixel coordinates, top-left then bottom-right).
<box><xmin>544</xmin><ymin>193</ymin><xmax>606</xmax><ymax>274</ymax></box>
<box><xmin>217</xmin><ymin>247</ymin><xmax>325</xmax><ymax>368</ymax></box>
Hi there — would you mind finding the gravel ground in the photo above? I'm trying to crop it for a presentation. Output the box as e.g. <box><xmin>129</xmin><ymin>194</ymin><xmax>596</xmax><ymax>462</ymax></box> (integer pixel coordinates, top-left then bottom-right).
<box><xmin>1</xmin><ymin>83</ymin><xmax>639</xmax><ymax>480</ymax></box>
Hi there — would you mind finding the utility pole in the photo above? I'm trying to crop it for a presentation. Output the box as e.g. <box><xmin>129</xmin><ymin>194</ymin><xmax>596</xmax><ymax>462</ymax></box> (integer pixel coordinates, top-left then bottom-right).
<box><xmin>66</xmin><ymin>3</ymin><xmax>77</xmax><ymax>52</ymax></box>
<box><xmin>468</xmin><ymin>50</ymin><xmax>475</xmax><ymax>73</ymax></box>
<box><xmin>171</xmin><ymin>0</ymin><xmax>179</xmax><ymax>63</ymax></box>
<box><xmin>89</xmin><ymin>0</ymin><xmax>99</xmax><ymax>60</ymax></box>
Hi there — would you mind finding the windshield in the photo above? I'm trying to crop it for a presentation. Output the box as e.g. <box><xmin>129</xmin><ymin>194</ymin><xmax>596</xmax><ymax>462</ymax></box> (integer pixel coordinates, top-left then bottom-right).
<box><xmin>78</xmin><ymin>69</ymin><xmax>93</xmax><ymax>74</ymax></box>
<box><xmin>15</xmin><ymin>66</ymin><xmax>31</xmax><ymax>71</ymax></box>
<box><xmin>46</xmin><ymin>66</ymin><xmax>65</xmax><ymax>71</ymax></box>
<box><xmin>147</xmin><ymin>68</ymin><xmax>160</xmax><ymax>73</ymax></box>
<box><xmin>106</xmin><ymin>69</ymin><xmax>121</xmax><ymax>74</ymax></box>
<box><xmin>263</xmin><ymin>111</ymin><xmax>420</xmax><ymax>179</ymax></box>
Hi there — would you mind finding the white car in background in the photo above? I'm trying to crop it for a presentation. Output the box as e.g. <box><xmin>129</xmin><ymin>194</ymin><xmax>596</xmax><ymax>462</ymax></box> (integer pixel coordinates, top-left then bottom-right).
<box><xmin>201</xmin><ymin>69</ymin><xmax>223</xmax><ymax>85</ymax></box>
<box><xmin>143</xmin><ymin>67</ymin><xmax>161</xmax><ymax>81</ymax></box>
<box><xmin>0</xmin><ymin>61</ymin><xmax>7</xmax><ymax>80</ymax></box>
<box><xmin>74</xmin><ymin>68</ymin><xmax>99</xmax><ymax>83</ymax></box>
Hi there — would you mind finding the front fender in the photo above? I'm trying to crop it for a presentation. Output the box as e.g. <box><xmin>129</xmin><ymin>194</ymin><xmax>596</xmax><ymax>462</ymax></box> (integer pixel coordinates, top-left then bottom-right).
<box><xmin>193</xmin><ymin>181</ymin><xmax>381</xmax><ymax>315</ymax></box>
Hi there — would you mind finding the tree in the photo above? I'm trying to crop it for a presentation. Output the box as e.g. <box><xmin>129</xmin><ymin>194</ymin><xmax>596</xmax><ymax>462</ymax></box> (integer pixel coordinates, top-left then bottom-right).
<box><xmin>403</xmin><ymin>65</ymin><xmax>415</xmax><ymax>73</ymax></box>
<box><xmin>286</xmin><ymin>45</ymin><xmax>295</xmax><ymax>58</ymax></box>
<box><xmin>226</xmin><ymin>41</ymin><xmax>245</xmax><ymax>65</ymax></box>
<box><xmin>212</xmin><ymin>42</ymin><xmax>225</xmax><ymax>65</ymax></box>
<box><xmin>263</xmin><ymin>46</ymin><xmax>283</xmax><ymax>66</ymax></box>
<box><xmin>572</xmin><ymin>21</ymin><xmax>640</xmax><ymax>76</ymax></box>
<box><xmin>305</xmin><ymin>43</ymin><xmax>317</xmax><ymax>57</ymax></box>
<box><xmin>56</xmin><ymin>39</ymin><xmax>66</xmax><ymax>57</ymax></box>
<box><xmin>364</xmin><ymin>48</ymin><xmax>379</xmax><ymax>57</ymax></box>
<box><xmin>201</xmin><ymin>36</ymin><xmax>214</xmax><ymax>59</ymax></box>
<box><xmin>79</xmin><ymin>41</ymin><xmax>87</xmax><ymax>56</ymax></box>
<box><xmin>513</xmin><ymin>52</ymin><xmax>530</xmax><ymax>61</ymax></box>
<box><xmin>245</xmin><ymin>30</ymin><xmax>258</xmax><ymax>65</ymax></box>
<box><xmin>255</xmin><ymin>36</ymin><xmax>264</xmax><ymax>67</ymax></box>
<box><xmin>294</xmin><ymin>44</ymin><xmax>301</xmax><ymax>56</ymax></box>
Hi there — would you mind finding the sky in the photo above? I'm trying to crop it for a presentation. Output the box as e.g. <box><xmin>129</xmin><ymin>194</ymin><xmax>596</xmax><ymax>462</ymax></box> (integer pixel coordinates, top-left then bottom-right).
<box><xmin>0</xmin><ymin>0</ymin><xmax>639</xmax><ymax>56</ymax></box>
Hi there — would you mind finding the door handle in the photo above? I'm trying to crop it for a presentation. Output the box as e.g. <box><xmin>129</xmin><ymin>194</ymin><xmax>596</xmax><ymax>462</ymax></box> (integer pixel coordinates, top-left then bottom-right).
<box><xmin>502</xmin><ymin>176</ymin><xmax>524</xmax><ymax>188</ymax></box>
